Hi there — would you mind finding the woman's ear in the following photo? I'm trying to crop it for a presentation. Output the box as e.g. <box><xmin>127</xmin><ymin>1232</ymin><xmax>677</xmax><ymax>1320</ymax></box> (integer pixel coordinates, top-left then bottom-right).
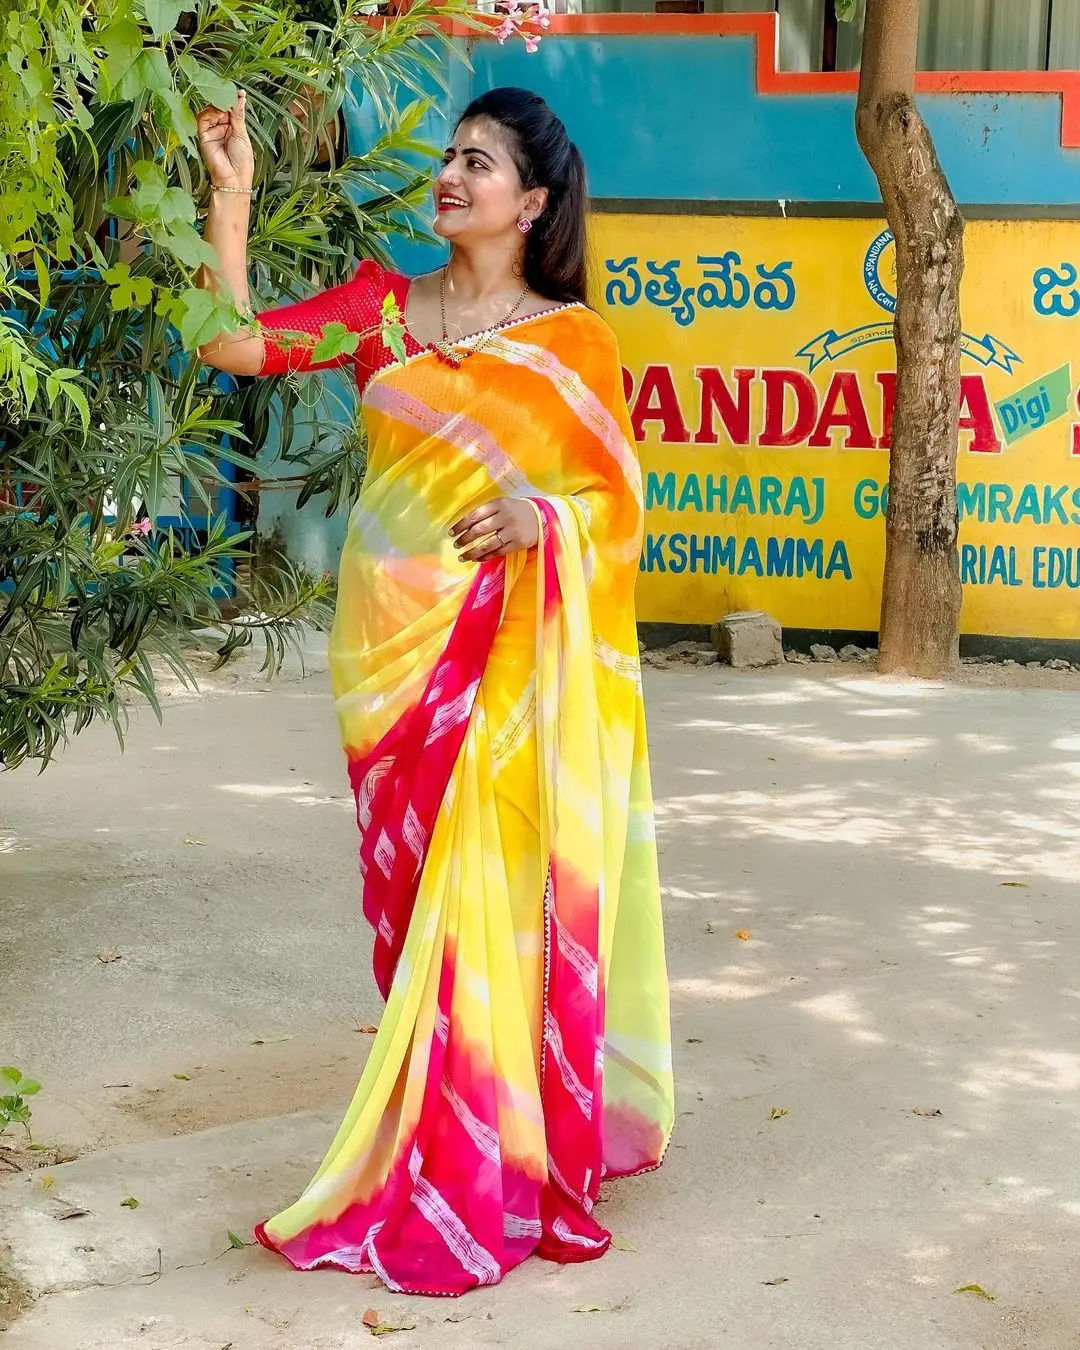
<box><xmin>522</xmin><ymin>186</ymin><xmax>549</xmax><ymax>224</ymax></box>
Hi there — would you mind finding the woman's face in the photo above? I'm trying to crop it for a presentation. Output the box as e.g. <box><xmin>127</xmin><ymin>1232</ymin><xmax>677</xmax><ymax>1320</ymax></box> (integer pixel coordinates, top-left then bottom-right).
<box><xmin>433</xmin><ymin>117</ymin><xmax>545</xmax><ymax>243</ymax></box>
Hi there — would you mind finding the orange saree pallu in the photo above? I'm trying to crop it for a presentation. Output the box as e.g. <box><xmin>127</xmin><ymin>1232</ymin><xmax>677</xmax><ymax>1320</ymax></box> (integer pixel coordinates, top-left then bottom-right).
<box><xmin>252</xmin><ymin>262</ymin><xmax>674</xmax><ymax>1295</ymax></box>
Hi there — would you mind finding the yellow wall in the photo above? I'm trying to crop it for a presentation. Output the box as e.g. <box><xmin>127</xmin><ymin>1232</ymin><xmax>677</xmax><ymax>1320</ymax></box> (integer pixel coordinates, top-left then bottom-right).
<box><xmin>594</xmin><ymin>214</ymin><xmax>1080</xmax><ymax>637</ymax></box>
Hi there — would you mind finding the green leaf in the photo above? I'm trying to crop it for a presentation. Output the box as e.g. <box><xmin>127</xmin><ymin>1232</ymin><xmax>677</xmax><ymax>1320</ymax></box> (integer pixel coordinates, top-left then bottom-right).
<box><xmin>371</xmin><ymin>1325</ymin><xmax>417</xmax><ymax>1337</ymax></box>
<box><xmin>120</xmin><ymin>1196</ymin><xmax>140</xmax><ymax>1209</ymax></box>
<box><xmin>227</xmin><ymin>1230</ymin><xmax>252</xmax><ymax>1249</ymax></box>
<box><xmin>173</xmin><ymin>1072</ymin><xmax>189</xmax><ymax>1081</ymax></box>
<box><xmin>162</xmin><ymin>287</ymin><xmax>232</xmax><ymax>350</ymax></box>
<box><xmin>156</xmin><ymin>88</ymin><xmax>198</xmax><ymax>150</ymax></box>
<box><xmin>136</xmin><ymin>47</ymin><xmax>173</xmax><ymax>98</ymax></box>
<box><xmin>154</xmin><ymin>221</ymin><xmax>216</xmax><ymax>269</ymax></box>
<box><xmin>142</xmin><ymin>0</ymin><xmax>194</xmax><ymax>41</ymax></box>
<box><xmin>834</xmin><ymin>0</ymin><xmax>858</xmax><ymax>19</ymax></box>
<box><xmin>573</xmin><ymin>1304</ymin><xmax>614</xmax><ymax>1314</ymax></box>
<box><xmin>612</xmin><ymin>1236</ymin><xmax>636</xmax><ymax>1252</ymax></box>
<box><xmin>0</xmin><ymin>1068</ymin><xmax>22</xmax><ymax>1086</ymax></box>
<box><xmin>177</xmin><ymin>55</ymin><xmax>237</xmax><ymax>111</ymax></box>
<box><xmin>102</xmin><ymin>263</ymin><xmax>154</xmax><ymax>311</ymax></box>
<box><xmin>100</xmin><ymin>19</ymin><xmax>144</xmax><ymax>93</ymax></box>
<box><xmin>18</xmin><ymin>1079</ymin><xmax>41</xmax><ymax>1097</ymax></box>
<box><xmin>954</xmin><ymin>1284</ymin><xmax>996</xmax><ymax>1301</ymax></box>
<box><xmin>130</xmin><ymin>161</ymin><xmax>170</xmax><ymax>216</ymax></box>
<box><xmin>311</xmin><ymin>321</ymin><xmax>360</xmax><ymax>364</ymax></box>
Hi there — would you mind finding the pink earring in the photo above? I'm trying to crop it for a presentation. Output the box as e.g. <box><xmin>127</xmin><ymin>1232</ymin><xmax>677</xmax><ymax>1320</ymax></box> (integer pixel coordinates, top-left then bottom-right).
<box><xmin>517</xmin><ymin>217</ymin><xmax>533</xmax><ymax>234</ymax></box>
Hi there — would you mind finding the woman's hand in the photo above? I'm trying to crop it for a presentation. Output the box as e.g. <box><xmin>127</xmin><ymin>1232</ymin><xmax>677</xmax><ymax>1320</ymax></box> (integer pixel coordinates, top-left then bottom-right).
<box><xmin>197</xmin><ymin>90</ymin><xmax>255</xmax><ymax>189</ymax></box>
<box><xmin>451</xmin><ymin>498</ymin><xmax>540</xmax><ymax>562</ymax></box>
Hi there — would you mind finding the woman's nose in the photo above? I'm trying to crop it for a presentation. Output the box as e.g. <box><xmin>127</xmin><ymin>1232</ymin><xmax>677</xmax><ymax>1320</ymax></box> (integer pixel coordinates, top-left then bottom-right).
<box><xmin>437</xmin><ymin>165</ymin><xmax>460</xmax><ymax>188</ymax></box>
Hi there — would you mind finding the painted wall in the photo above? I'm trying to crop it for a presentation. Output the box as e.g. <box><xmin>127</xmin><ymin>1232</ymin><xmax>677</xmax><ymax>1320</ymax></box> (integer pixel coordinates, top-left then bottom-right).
<box><xmin>599</xmin><ymin>213</ymin><xmax>1080</xmax><ymax>637</ymax></box>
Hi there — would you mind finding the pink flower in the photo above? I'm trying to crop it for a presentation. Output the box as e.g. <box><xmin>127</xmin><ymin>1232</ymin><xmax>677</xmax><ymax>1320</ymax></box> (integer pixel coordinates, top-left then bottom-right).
<box><xmin>524</xmin><ymin>34</ymin><xmax>541</xmax><ymax>51</ymax></box>
<box><xmin>129</xmin><ymin>518</ymin><xmax>152</xmax><ymax>537</ymax></box>
<box><xmin>493</xmin><ymin>17</ymin><xmax>515</xmax><ymax>42</ymax></box>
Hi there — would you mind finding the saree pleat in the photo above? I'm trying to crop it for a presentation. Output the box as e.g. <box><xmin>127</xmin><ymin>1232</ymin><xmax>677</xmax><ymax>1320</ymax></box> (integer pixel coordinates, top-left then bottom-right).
<box><xmin>254</xmin><ymin>281</ymin><xmax>673</xmax><ymax>1295</ymax></box>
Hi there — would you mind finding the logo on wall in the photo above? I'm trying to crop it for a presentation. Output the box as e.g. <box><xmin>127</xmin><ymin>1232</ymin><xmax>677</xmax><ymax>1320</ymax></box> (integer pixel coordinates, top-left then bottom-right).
<box><xmin>797</xmin><ymin>228</ymin><xmax>1022</xmax><ymax>375</ymax></box>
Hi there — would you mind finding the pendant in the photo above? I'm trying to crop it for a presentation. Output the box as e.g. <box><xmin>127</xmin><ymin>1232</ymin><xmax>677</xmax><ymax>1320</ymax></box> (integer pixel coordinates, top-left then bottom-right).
<box><xmin>432</xmin><ymin>340</ymin><xmax>465</xmax><ymax>368</ymax></box>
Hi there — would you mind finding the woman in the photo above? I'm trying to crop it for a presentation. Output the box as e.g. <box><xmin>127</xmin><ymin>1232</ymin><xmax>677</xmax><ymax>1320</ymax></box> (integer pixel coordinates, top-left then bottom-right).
<box><xmin>197</xmin><ymin>85</ymin><xmax>673</xmax><ymax>1297</ymax></box>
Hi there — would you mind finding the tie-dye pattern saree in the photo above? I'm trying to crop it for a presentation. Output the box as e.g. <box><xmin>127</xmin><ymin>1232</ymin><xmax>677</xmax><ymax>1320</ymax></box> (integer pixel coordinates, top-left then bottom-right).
<box><xmin>251</xmin><ymin>261</ymin><xmax>673</xmax><ymax>1296</ymax></box>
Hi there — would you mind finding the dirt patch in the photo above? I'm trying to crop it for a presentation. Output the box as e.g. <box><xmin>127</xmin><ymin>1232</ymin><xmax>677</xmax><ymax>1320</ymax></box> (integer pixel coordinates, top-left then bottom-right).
<box><xmin>112</xmin><ymin>1023</ymin><xmax>375</xmax><ymax>1142</ymax></box>
<box><xmin>0</xmin><ymin>1137</ymin><xmax>77</xmax><ymax>1176</ymax></box>
<box><xmin>0</xmin><ymin>1257</ymin><xmax>32</xmax><ymax>1332</ymax></box>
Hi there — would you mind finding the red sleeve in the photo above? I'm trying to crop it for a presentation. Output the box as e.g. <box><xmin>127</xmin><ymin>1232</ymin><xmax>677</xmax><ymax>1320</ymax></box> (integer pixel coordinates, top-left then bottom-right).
<box><xmin>255</xmin><ymin>259</ymin><xmax>399</xmax><ymax>377</ymax></box>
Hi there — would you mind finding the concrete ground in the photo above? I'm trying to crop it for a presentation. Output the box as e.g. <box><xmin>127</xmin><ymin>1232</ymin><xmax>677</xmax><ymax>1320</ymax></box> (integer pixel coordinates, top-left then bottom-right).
<box><xmin>3</xmin><ymin>647</ymin><xmax>1080</xmax><ymax>1349</ymax></box>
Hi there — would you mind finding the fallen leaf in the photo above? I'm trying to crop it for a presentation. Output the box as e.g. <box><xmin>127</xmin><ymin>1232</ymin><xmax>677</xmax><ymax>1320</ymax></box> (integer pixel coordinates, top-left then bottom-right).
<box><xmin>612</xmin><ymin>1236</ymin><xmax>636</xmax><ymax>1252</ymax></box>
<box><xmin>735</xmin><ymin>930</ymin><xmax>752</xmax><ymax>941</ymax></box>
<box><xmin>183</xmin><ymin>837</ymin><xmax>205</xmax><ymax>846</ymax></box>
<box><xmin>251</xmin><ymin>1036</ymin><xmax>294</xmax><ymax>1046</ymax></box>
<box><xmin>26</xmin><ymin>1142</ymin><xmax>52</xmax><ymax>1152</ymax></box>
<box><xmin>41</xmin><ymin>1176</ymin><xmax>54</xmax><ymax>1190</ymax></box>
<box><xmin>913</xmin><ymin>1108</ymin><xmax>942</xmax><ymax>1118</ymax></box>
<box><xmin>103</xmin><ymin>1082</ymin><xmax>132</xmax><ymax>1089</ymax></box>
<box><xmin>55</xmin><ymin>1206</ymin><xmax>90</xmax><ymax>1221</ymax></box>
<box><xmin>573</xmin><ymin>1304</ymin><xmax>614</xmax><ymax>1313</ymax></box>
<box><xmin>355</xmin><ymin>1024</ymin><xmax>379</xmax><ymax>1035</ymax></box>
<box><xmin>227</xmin><ymin>1231</ymin><xmax>252</xmax><ymax>1250</ymax></box>
<box><xmin>761</xmin><ymin>1276</ymin><xmax>789</xmax><ymax>1286</ymax></box>
<box><xmin>768</xmin><ymin>1107</ymin><xmax>789</xmax><ymax>1121</ymax></box>
<box><xmin>121</xmin><ymin>1196</ymin><xmax>140</xmax><ymax>1209</ymax></box>
<box><xmin>173</xmin><ymin>1073</ymin><xmax>190</xmax><ymax>1081</ymax></box>
<box><xmin>97</xmin><ymin>948</ymin><xmax>122</xmax><ymax>964</ymax></box>
<box><xmin>705</xmin><ymin>922</ymin><xmax>716</xmax><ymax>934</ymax></box>
<box><xmin>954</xmin><ymin>1284</ymin><xmax>996</xmax><ymax>1301</ymax></box>
<box><xmin>999</xmin><ymin>881</ymin><xmax>1028</xmax><ymax>888</ymax></box>
<box><xmin>685</xmin><ymin>1037</ymin><xmax>703</xmax><ymax>1045</ymax></box>
<box><xmin>362</xmin><ymin>1309</ymin><xmax>380</xmax><ymax>1329</ymax></box>
<box><xmin>371</xmin><ymin>1323</ymin><xmax>417</xmax><ymax>1336</ymax></box>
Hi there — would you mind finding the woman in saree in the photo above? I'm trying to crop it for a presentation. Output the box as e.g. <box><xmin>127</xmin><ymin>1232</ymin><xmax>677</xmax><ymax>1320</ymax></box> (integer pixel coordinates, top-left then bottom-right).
<box><xmin>196</xmin><ymin>85</ymin><xmax>673</xmax><ymax>1297</ymax></box>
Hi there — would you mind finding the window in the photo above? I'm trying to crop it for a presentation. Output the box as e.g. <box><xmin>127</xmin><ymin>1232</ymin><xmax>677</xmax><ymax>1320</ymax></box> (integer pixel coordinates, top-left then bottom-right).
<box><xmin>574</xmin><ymin>0</ymin><xmax>1080</xmax><ymax>74</ymax></box>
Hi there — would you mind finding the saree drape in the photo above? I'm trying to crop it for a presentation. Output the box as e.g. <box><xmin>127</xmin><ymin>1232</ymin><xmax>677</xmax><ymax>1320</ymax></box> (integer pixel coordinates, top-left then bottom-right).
<box><xmin>251</xmin><ymin>263</ymin><xmax>674</xmax><ymax>1296</ymax></box>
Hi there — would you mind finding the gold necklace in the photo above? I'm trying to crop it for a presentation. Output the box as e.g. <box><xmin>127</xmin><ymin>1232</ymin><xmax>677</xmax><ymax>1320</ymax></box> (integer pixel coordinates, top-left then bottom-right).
<box><xmin>434</xmin><ymin>265</ymin><xmax>530</xmax><ymax>368</ymax></box>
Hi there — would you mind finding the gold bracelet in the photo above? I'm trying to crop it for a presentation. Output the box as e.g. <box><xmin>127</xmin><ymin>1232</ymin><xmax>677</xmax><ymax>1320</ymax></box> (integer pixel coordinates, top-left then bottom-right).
<box><xmin>211</xmin><ymin>184</ymin><xmax>255</xmax><ymax>194</ymax></box>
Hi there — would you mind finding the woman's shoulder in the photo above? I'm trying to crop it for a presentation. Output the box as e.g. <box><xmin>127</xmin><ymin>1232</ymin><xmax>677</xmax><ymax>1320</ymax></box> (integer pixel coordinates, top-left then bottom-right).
<box><xmin>352</xmin><ymin>257</ymin><xmax>409</xmax><ymax>291</ymax></box>
<box><xmin>539</xmin><ymin>302</ymin><xmax>622</xmax><ymax>363</ymax></box>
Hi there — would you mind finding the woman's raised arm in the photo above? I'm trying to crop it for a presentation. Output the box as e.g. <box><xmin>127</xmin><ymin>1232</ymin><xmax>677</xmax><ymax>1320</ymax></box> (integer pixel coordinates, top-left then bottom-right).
<box><xmin>195</xmin><ymin>92</ymin><xmax>265</xmax><ymax>376</ymax></box>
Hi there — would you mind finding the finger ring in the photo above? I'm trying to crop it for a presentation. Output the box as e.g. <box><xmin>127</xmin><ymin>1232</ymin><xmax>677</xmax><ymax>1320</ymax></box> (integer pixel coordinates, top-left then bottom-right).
<box><xmin>496</xmin><ymin>530</ymin><xmax>504</xmax><ymax>547</ymax></box>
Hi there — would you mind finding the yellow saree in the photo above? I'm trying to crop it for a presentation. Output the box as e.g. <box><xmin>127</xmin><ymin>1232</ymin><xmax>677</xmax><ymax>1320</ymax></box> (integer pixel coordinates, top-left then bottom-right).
<box><xmin>252</xmin><ymin>261</ymin><xmax>673</xmax><ymax>1295</ymax></box>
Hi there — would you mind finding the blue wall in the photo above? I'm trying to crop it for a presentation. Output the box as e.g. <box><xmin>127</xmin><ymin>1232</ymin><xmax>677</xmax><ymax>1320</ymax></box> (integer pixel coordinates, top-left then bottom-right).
<box><xmin>473</xmin><ymin>33</ymin><xmax>1080</xmax><ymax>207</ymax></box>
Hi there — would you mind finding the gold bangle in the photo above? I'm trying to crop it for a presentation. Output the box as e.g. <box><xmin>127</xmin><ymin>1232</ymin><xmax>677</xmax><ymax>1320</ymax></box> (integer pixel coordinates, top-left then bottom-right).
<box><xmin>211</xmin><ymin>184</ymin><xmax>255</xmax><ymax>194</ymax></box>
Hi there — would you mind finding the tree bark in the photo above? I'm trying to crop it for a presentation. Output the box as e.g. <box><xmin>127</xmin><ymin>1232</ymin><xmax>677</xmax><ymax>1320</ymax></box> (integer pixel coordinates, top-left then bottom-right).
<box><xmin>855</xmin><ymin>0</ymin><xmax>964</xmax><ymax>677</ymax></box>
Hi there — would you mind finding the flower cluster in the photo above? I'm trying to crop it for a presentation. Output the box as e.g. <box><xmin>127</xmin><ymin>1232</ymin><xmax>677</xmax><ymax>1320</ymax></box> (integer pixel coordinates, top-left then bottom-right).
<box><xmin>492</xmin><ymin>0</ymin><xmax>551</xmax><ymax>53</ymax></box>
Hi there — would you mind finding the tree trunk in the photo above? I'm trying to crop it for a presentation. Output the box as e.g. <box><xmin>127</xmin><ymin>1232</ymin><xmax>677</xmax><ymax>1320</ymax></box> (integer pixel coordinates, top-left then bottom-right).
<box><xmin>855</xmin><ymin>0</ymin><xmax>964</xmax><ymax>677</ymax></box>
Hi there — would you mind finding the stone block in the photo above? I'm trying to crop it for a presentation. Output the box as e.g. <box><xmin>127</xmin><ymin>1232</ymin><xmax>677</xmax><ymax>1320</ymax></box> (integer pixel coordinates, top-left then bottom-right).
<box><xmin>810</xmin><ymin>643</ymin><xmax>839</xmax><ymax>663</ymax></box>
<box><xmin>839</xmin><ymin>644</ymin><xmax>863</xmax><ymax>663</ymax></box>
<box><xmin>711</xmin><ymin>611</ymin><xmax>782</xmax><ymax>669</ymax></box>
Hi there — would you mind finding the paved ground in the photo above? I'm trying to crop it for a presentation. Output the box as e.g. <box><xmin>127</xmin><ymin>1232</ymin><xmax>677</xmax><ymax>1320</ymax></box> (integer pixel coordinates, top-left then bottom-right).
<box><xmin>3</xmin><ymin>649</ymin><xmax>1080</xmax><ymax>1348</ymax></box>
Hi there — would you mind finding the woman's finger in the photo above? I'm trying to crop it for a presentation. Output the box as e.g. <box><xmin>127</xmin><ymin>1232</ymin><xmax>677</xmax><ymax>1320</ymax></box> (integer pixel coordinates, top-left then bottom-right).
<box><xmin>460</xmin><ymin>537</ymin><xmax>507</xmax><ymax>563</ymax></box>
<box><xmin>454</xmin><ymin>517</ymin><xmax>507</xmax><ymax>549</ymax></box>
<box><xmin>459</xmin><ymin>524</ymin><xmax>514</xmax><ymax>561</ymax></box>
<box><xmin>450</xmin><ymin>502</ymin><xmax>501</xmax><ymax>540</ymax></box>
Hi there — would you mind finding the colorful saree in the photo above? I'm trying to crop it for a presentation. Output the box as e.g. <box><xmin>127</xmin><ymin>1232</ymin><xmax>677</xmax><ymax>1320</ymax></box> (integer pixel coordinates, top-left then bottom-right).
<box><xmin>251</xmin><ymin>261</ymin><xmax>673</xmax><ymax>1296</ymax></box>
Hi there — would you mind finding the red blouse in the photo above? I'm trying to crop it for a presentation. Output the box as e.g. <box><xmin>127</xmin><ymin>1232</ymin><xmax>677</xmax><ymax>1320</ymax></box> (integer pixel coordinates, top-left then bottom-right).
<box><xmin>255</xmin><ymin>258</ymin><xmax>424</xmax><ymax>388</ymax></box>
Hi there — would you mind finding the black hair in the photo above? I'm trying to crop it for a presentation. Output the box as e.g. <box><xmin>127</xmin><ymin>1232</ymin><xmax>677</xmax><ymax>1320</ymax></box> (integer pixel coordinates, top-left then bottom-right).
<box><xmin>456</xmin><ymin>87</ymin><xmax>588</xmax><ymax>305</ymax></box>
